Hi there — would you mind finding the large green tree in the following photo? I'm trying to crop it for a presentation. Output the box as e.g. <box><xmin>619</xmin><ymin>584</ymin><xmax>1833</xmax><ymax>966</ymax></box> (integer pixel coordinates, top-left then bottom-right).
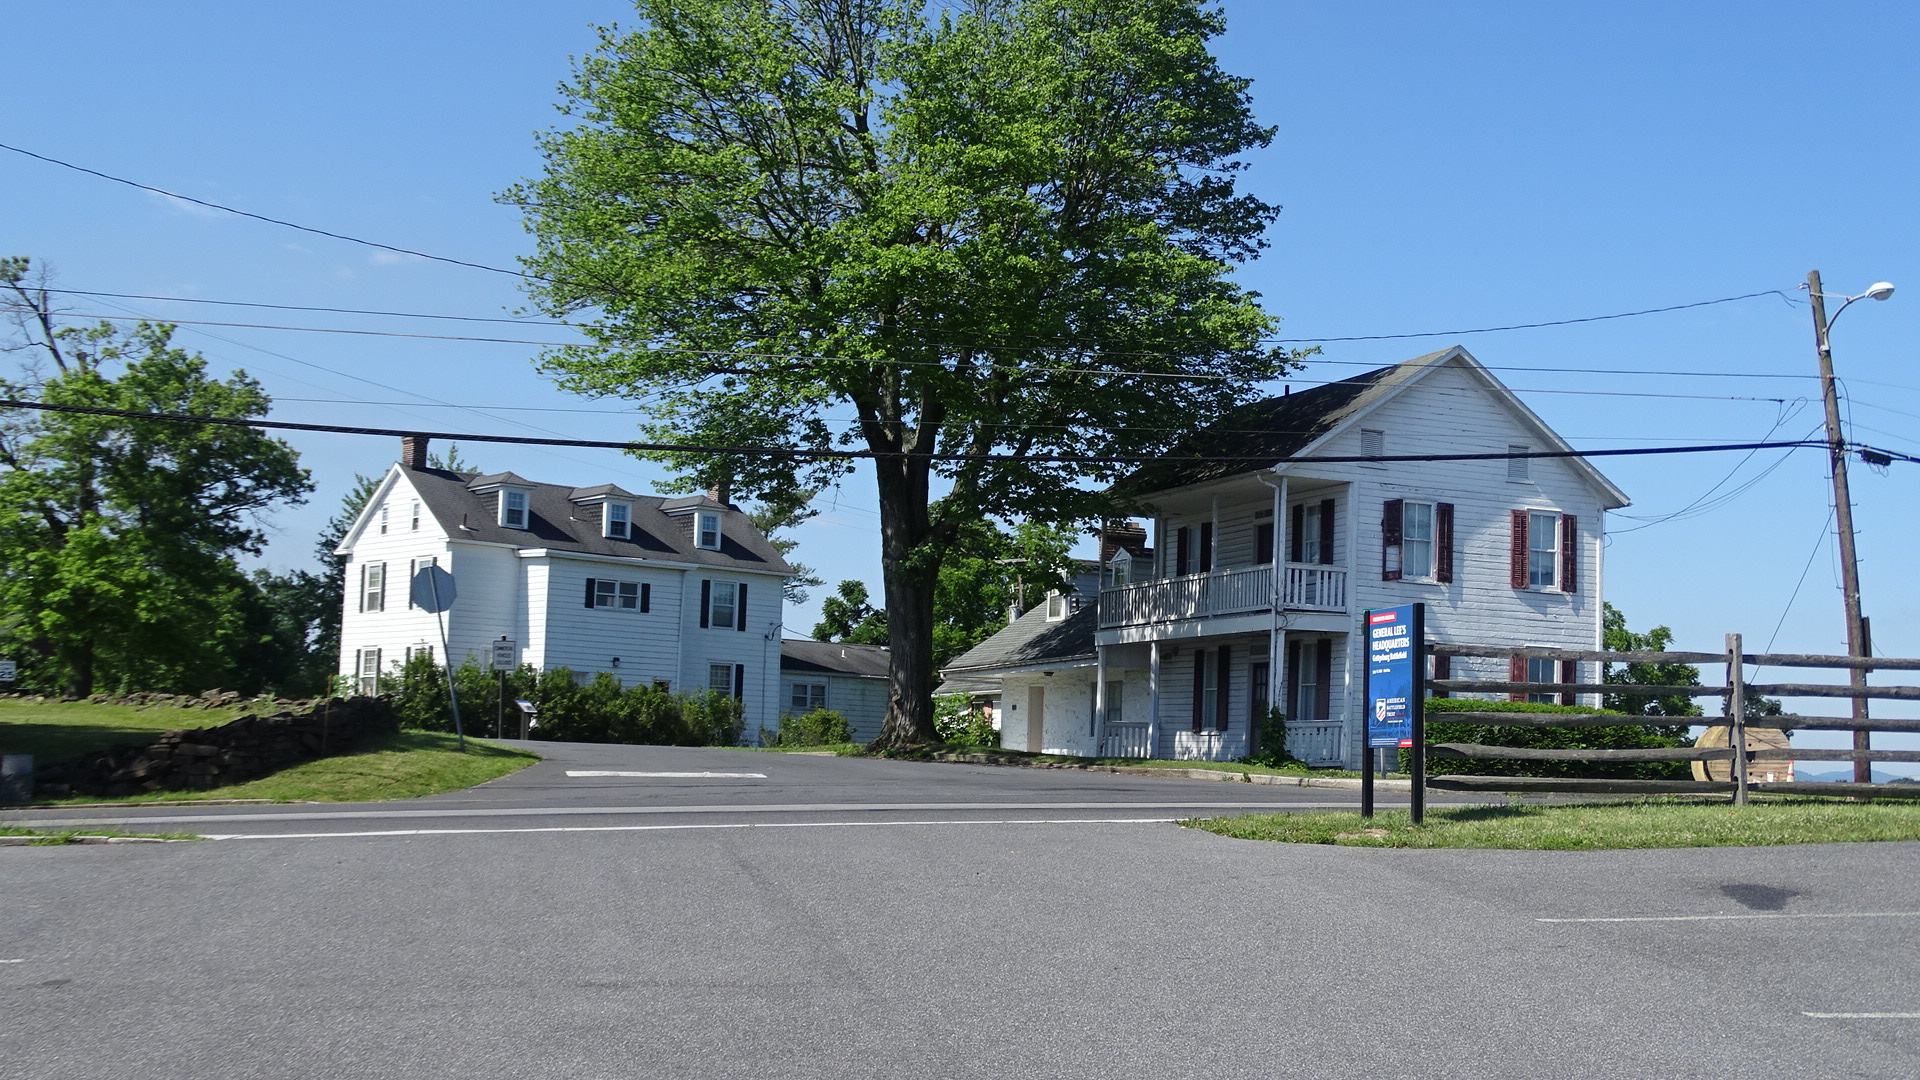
<box><xmin>0</xmin><ymin>258</ymin><xmax>312</xmax><ymax>696</ymax></box>
<box><xmin>507</xmin><ymin>0</ymin><xmax>1294</xmax><ymax>744</ymax></box>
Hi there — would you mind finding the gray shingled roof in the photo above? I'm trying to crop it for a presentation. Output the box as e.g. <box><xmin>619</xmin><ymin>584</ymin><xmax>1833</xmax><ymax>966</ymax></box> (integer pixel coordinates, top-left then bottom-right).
<box><xmin>399</xmin><ymin>466</ymin><xmax>793</xmax><ymax>574</ymax></box>
<box><xmin>1114</xmin><ymin>355</ymin><xmax>1432</xmax><ymax>494</ymax></box>
<box><xmin>781</xmin><ymin>639</ymin><xmax>891</xmax><ymax>678</ymax></box>
<box><xmin>940</xmin><ymin>601</ymin><xmax>1097</xmax><ymax>675</ymax></box>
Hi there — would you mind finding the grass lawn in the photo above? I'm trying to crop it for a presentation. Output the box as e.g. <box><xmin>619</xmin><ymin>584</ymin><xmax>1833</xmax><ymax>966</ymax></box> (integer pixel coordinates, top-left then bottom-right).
<box><xmin>49</xmin><ymin>731</ymin><xmax>539</xmax><ymax>805</ymax></box>
<box><xmin>1187</xmin><ymin>799</ymin><xmax>1920</xmax><ymax>849</ymax></box>
<box><xmin>1</xmin><ymin>697</ymin><xmax>258</xmax><ymax>762</ymax></box>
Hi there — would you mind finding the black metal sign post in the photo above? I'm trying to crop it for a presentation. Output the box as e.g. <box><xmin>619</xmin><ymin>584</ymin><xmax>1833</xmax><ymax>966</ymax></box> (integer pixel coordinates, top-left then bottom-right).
<box><xmin>1361</xmin><ymin>617</ymin><xmax>1374</xmax><ymax>819</ymax></box>
<box><xmin>1409</xmin><ymin>602</ymin><xmax>1427</xmax><ymax>826</ymax></box>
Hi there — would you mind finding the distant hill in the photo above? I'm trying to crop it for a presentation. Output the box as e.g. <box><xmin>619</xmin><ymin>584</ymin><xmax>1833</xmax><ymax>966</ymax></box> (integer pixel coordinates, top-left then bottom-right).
<box><xmin>1793</xmin><ymin>768</ymin><xmax>1913</xmax><ymax>785</ymax></box>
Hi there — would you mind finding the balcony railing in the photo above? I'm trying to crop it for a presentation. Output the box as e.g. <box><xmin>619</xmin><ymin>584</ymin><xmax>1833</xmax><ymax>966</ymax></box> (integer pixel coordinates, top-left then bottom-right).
<box><xmin>1284</xmin><ymin>721</ymin><xmax>1347</xmax><ymax>768</ymax></box>
<box><xmin>1099</xmin><ymin>722</ymin><xmax>1154</xmax><ymax>759</ymax></box>
<box><xmin>1098</xmin><ymin>562</ymin><xmax>1347</xmax><ymax>629</ymax></box>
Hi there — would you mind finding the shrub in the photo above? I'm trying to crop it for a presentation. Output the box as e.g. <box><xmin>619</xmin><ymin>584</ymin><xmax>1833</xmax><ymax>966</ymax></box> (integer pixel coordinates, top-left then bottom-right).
<box><xmin>383</xmin><ymin>659</ymin><xmax>745</xmax><ymax>746</ymax></box>
<box><xmin>934</xmin><ymin>694</ymin><xmax>998</xmax><ymax>747</ymax></box>
<box><xmin>1406</xmin><ymin>698</ymin><xmax>1694</xmax><ymax>780</ymax></box>
<box><xmin>762</xmin><ymin>707</ymin><xmax>853</xmax><ymax>747</ymax></box>
<box><xmin>681</xmin><ymin>689</ymin><xmax>746</xmax><ymax>747</ymax></box>
<box><xmin>1240</xmin><ymin>707</ymin><xmax>1301</xmax><ymax>768</ymax></box>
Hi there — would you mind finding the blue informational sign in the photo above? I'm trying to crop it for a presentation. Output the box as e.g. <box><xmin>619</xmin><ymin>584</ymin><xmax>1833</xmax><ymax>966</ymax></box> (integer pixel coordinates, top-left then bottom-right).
<box><xmin>1366</xmin><ymin>605</ymin><xmax>1418</xmax><ymax>748</ymax></box>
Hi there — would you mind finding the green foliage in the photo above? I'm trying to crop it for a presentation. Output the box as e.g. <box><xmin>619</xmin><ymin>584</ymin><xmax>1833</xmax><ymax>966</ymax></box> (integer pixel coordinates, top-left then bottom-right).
<box><xmin>0</xmin><ymin>259</ymin><xmax>313</xmax><ymax>697</ymax></box>
<box><xmin>1239</xmin><ymin>706</ymin><xmax>1300</xmax><ymax>768</ymax></box>
<box><xmin>813</xmin><ymin>580</ymin><xmax>889</xmax><ymax>645</ymax></box>
<box><xmin>1412</xmin><ymin>698</ymin><xmax>1693</xmax><ymax>781</ymax></box>
<box><xmin>762</xmin><ymin>707</ymin><xmax>853</xmax><ymax>748</ymax></box>
<box><xmin>933</xmin><ymin>694</ymin><xmax>1000</xmax><ymax>747</ymax></box>
<box><xmin>505</xmin><ymin>0</ymin><xmax>1298</xmax><ymax>745</ymax></box>
<box><xmin>385</xmin><ymin>658</ymin><xmax>745</xmax><ymax>747</ymax></box>
<box><xmin>1602</xmin><ymin>602</ymin><xmax>1704</xmax><ymax>717</ymax></box>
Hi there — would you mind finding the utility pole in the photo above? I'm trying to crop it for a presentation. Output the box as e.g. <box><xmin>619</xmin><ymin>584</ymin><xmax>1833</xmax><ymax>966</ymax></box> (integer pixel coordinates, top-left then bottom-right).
<box><xmin>1806</xmin><ymin>270</ymin><xmax>1873</xmax><ymax>783</ymax></box>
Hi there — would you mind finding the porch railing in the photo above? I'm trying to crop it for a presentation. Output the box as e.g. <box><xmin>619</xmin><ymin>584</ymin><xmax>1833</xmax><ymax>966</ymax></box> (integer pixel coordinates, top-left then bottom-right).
<box><xmin>1285</xmin><ymin>721</ymin><xmax>1346</xmax><ymax>767</ymax></box>
<box><xmin>1098</xmin><ymin>563</ymin><xmax>1347</xmax><ymax>628</ymax></box>
<box><xmin>1100</xmin><ymin>722</ymin><xmax>1154</xmax><ymax>759</ymax></box>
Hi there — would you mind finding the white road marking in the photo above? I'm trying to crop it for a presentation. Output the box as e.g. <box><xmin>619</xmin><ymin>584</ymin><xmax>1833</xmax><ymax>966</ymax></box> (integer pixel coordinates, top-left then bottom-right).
<box><xmin>203</xmin><ymin>817</ymin><xmax>1181</xmax><ymax>840</ymax></box>
<box><xmin>565</xmin><ymin>770</ymin><xmax>767</xmax><ymax>778</ymax></box>
<box><xmin>1</xmin><ymin>958</ymin><xmax>26</xmax><ymax>963</ymax></box>
<box><xmin>1539</xmin><ymin>911</ymin><xmax>1920</xmax><ymax>924</ymax></box>
<box><xmin>1803</xmin><ymin>1013</ymin><xmax>1920</xmax><ymax>1019</ymax></box>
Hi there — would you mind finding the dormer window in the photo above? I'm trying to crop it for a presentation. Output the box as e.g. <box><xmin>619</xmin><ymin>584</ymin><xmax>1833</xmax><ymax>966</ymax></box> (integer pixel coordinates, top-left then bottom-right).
<box><xmin>501</xmin><ymin>489</ymin><xmax>530</xmax><ymax>529</ymax></box>
<box><xmin>696</xmin><ymin>511</ymin><xmax>722</xmax><ymax>550</ymax></box>
<box><xmin>1106</xmin><ymin>548</ymin><xmax>1132</xmax><ymax>588</ymax></box>
<box><xmin>1046</xmin><ymin>591</ymin><xmax>1068</xmax><ymax>621</ymax></box>
<box><xmin>605</xmin><ymin>501</ymin><xmax>631</xmax><ymax>540</ymax></box>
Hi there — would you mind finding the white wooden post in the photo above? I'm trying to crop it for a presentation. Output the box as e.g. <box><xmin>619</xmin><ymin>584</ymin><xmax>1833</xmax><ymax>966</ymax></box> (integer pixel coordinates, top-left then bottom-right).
<box><xmin>1147</xmin><ymin>640</ymin><xmax>1161</xmax><ymax>761</ymax></box>
<box><xmin>1094</xmin><ymin>646</ymin><xmax>1108</xmax><ymax>756</ymax></box>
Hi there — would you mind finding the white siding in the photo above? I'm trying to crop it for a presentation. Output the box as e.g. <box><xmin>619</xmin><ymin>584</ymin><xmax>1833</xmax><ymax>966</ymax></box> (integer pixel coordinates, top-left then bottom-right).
<box><xmin>537</xmin><ymin>555</ymin><xmax>683</xmax><ymax>688</ymax></box>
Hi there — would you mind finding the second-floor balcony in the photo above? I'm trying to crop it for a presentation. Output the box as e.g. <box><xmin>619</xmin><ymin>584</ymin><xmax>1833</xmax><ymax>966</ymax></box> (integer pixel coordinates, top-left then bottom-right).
<box><xmin>1097</xmin><ymin>562</ymin><xmax>1348</xmax><ymax>629</ymax></box>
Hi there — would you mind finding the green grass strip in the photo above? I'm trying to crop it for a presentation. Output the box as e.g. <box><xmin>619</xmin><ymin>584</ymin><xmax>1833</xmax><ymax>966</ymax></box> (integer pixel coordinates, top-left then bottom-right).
<box><xmin>1187</xmin><ymin>799</ymin><xmax>1920</xmax><ymax>849</ymax></box>
<box><xmin>0</xmin><ymin>826</ymin><xmax>202</xmax><ymax>845</ymax></box>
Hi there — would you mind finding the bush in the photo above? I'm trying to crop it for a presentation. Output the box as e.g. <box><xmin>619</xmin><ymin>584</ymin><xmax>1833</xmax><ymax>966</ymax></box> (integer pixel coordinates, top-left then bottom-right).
<box><xmin>762</xmin><ymin>707</ymin><xmax>853</xmax><ymax>747</ymax></box>
<box><xmin>385</xmin><ymin>659</ymin><xmax>745</xmax><ymax>746</ymax></box>
<box><xmin>1240</xmin><ymin>707</ymin><xmax>1301</xmax><ymax>768</ymax></box>
<box><xmin>1405</xmin><ymin>698</ymin><xmax>1694</xmax><ymax>780</ymax></box>
<box><xmin>934</xmin><ymin>694</ymin><xmax>998</xmax><ymax>747</ymax></box>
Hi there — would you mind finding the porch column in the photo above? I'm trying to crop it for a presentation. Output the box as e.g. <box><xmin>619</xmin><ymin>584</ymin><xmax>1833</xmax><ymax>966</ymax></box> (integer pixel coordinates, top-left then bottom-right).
<box><xmin>1147</xmin><ymin>640</ymin><xmax>1161</xmax><ymax>760</ymax></box>
<box><xmin>1094</xmin><ymin>645</ymin><xmax>1108</xmax><ymax>756</ymax></box>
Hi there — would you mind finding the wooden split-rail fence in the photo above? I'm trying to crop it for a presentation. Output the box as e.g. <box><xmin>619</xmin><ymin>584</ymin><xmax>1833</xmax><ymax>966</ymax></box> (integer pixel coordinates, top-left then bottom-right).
<box><xmin>1425</xmin><ymin>636</ymin><xmax>1920</xmax><ymax>804</ymax></box>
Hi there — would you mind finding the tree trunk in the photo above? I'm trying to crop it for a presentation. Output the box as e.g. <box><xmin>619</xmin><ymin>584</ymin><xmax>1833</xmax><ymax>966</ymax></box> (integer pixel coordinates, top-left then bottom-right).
<box><xmin>869</xmin><ymin>452</ymin><xmax>942</xmax><ymax>748</ymax></box>
<box><xmin>62</xmin><ymin>635</ymin><xmax>95</xmax><ymax>698</ymax></box>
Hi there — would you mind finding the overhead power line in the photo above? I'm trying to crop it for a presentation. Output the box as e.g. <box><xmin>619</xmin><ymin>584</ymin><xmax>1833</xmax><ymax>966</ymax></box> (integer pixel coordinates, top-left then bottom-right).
<box><xmin>1</xmin><ymin>397</ymin><xmax>1883</xmax><ymax>466</ymax></box>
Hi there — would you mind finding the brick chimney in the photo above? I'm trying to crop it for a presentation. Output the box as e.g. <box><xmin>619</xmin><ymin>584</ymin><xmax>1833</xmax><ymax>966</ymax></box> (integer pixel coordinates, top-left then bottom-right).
<box><xmin>1100</xmin><ymin>520</ymin><xmax>1148</xmax><ymax>562</ymax></box>
<box><xmin>401</xmin><ymin>435</ymin><xmax>429</xmax><ymax>469</ymax></box>
<box><xmin>706</xmin><ymin>479</ymin><xmax>732</xmax><ymax>506</ymax></box>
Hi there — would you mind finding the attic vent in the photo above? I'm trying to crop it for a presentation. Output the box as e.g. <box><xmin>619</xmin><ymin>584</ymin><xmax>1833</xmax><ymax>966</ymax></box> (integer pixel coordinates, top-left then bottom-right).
<box><xmin>1507</xmin><ymin>445</ymin><xmax>1531</xmax><ymax>481</ymax></box>
<box><xmin>1360</xmin><ymin>428</ymin><xmax>1385</xmax><ymax>462</ymax></box>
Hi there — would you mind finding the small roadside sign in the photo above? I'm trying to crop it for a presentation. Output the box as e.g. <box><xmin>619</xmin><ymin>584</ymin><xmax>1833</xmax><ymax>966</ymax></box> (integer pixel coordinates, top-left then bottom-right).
<box><xmin>491</xmin><ymin>638</ymin><xmax>517</xmax><ymax>671</ymax></box>
<box><xmin>1365</xmin><ymin>605</ymin><xmax>1417</xmax><ymax>749</ymax></box>
<box><xmin>0</xmin><ymin>659</ymin><xmax>16</xmax><ymax>683</ymax></box>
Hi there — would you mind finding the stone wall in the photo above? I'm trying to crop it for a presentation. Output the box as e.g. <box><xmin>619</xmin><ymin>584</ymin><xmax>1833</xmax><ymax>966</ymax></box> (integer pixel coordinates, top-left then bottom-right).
<box><xmin>29</xmin><ymin>696</ymin><xmax>398</xmax><ymax>800</ymax></box>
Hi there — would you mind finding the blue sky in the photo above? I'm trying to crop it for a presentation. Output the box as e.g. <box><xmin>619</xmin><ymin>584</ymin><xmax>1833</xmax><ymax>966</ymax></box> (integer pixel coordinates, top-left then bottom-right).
<box><xmin>5</xmin><ymin>2</ymin><xmax>1917</xmax><ymax>764</ymax></box>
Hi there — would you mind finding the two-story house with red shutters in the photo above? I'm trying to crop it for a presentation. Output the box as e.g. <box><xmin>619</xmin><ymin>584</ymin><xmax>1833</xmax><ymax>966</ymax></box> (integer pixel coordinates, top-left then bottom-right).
<box><xmin>334</xmin><ymin>438</ymin><xmax>792</xmax><ymax>736</ymax></box>
<box><xmin>939</xmin><ymin>346</ymin><xmax>1629</xmax><ymax>767</ymax></box>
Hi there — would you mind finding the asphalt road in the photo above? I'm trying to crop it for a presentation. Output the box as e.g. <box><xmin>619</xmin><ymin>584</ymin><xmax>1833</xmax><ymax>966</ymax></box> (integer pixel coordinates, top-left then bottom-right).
<box><xmin>4</xmin><ymin>744</ymin><xmax>1917</xmax><ymax>1079</ymax></box>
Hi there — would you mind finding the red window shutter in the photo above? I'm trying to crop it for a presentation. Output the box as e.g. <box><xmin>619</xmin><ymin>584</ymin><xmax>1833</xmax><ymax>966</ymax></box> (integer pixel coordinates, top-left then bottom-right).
<box><xmin>1559</xmin><ymin>659</ymin><xmax>1578</xmax><ymax>706</ymax></box>
<box><xmin>1215</xmin><ymin>647</ymin><xmax>1231</xmax><ymax>731</ymax></box>
<box><xmin>1435</xmin><ymin>502</ymin><xmax>1455</xmax><ymax>583</ymax></box>
<box><xmin>1289</xmin><ymin>504</ymin><xmax>1304</xmax><ymax>562</ymax></box>
<box><xmin>1431</xmin><ymin>653</ymin><xmax>1450</xmax><ymax>698</ymax></box>
<box><xmin>1318</xmin><ymin>499</ymin><xmax>1336</xmax><ymax>565</ymax></box>
<box><xmin>1382</xmin><ymin>499</ymin><xmax>1404</xmax><ymax>581</ymax></box>
<box><xmin>737</xmin><ymin>583</ymin><xmax>748</xmax><ymax>632</ymax></box>
<box><xmin>1560</xmin><ymin>514</ymin><xmax>1578</xmax><ymax>593</ymax></box>
<box><xmin>1508</xmin><ymin>655</ymin><xmax>1527</xmax><ymax>702</ymax></box>
<box><xmin>1191</xmin><ymin>648</ymin><xmax>1205</xmax><ymax>733</ymax></box>
<box><xmin>699</xmin><ymin>579</ymin><xmax>711</xmax><ymax>628</ymax></box>
<box><xmin>1510</xmin><ymin>511</ymin><xmax>1530</xmax><ymax>589</ymax></box>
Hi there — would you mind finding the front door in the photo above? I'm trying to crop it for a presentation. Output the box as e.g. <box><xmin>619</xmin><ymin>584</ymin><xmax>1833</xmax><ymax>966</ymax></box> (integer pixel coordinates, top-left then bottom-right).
<box><xmin>1028</xmin><ymin>685</ymin><xmax>1046</xmax><ymax>753</ymax></box>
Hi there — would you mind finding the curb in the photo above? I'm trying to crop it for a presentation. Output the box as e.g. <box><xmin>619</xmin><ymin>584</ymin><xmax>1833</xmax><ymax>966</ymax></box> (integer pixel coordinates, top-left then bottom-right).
<box><xmin>923</xmin><ymin>753</ymin><xmax>1415</xmax><ymax>792</ymax></box>
<box><xmin>0</xmin><ymin>835</ymin><xmax>197</xmax><ymax>847</ymax></box>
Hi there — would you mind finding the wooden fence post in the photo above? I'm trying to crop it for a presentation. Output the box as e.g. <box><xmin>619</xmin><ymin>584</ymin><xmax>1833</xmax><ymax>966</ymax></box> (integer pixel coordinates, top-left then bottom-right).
<box><xmin>1727</xmin><ymin>633</ymin><xmax>1748</xmax><ymax>806</ymax></box>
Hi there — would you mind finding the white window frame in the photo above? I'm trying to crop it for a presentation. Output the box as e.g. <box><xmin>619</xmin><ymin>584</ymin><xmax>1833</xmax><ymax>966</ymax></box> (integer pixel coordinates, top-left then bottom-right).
<box><xmin>356</xmin><ymin>648</ymin><xmax>382</xmax><ymax>695</ymax></box>
<box><xmin>405</xmin><ymin>556</ymin><xmax>438</xmax><ymax>609</ymax></box>
<box><xmin>1526</xmin><ymin>656</ymin><xmax>1557</xmax><ymax>704</ymax></box>
<box><xmin>1045</xmin><ymin>591</ymin><xmax>1068</xmax><ymax>621</ymax></box>
<box><xmin>361</xmin><ymin>562</ymin><xmax>385</xmax><ymax>613</ymax></box>
<box><xmin>1401</xmin><ymin>501</ymin><xmax>1435</xmax><ymax>582</ymax></box>
<box><xmin>1528</xmin><ymin>511</ymin><xmax>1560</xmax><ymax>589</ymax></box>
<box><xmin>605</xmin><ymin>501</ymin><xmax>631</xmax><ymax>540</ymax></box>
<box><xmin>1201</xmin><ymin>653</ymin><xmax>1220</xmax><ymax>727</ymax></box>
<box><xmin>1300</xmin><ymin>502</ymin><xmax>1326</xmax><ymax>564</ymax></box>
<box><xmin>411</xmin><ymin>500</ymin><xmax>422</xmax><ymax>530</ymax></box>
<box><xmin>1293</xmin><ymin>648</ymin><xmax>1319</xmax><ymax>722</ymax></box>
<box><xmin>501</xmin><ymin>489</ymin><xmax>530</xmax><ymax>529</ymax></box>
<box><xmin>1106</xmin><ymin>548</ymin><xmax>1132</xmax><ymax>588</ymax></box>
<box><xmin>790</xmin><ymin>683</ymin><xmax>828</xmax><ymax>711</ymax></box>
<box><xmin>708</xmin><ymin>663</ymin><xmax>735</xmax><ymax>695</ymax></box>
<box><xmin>709</xmin><ymin>581</ymin><xmax>738</xmax><ymax>629</ymax></box>
<box><xmin>404</xmin><ymin>643</ymin><xmax>434</xmax><ymax>666</ymax></box>
<box><xmin>1105</xmin><ymin>680</ymin><xmax>1124</xmax><ymax>725</ymax></box>
<box><xmin>594</xmin><ymin>578</ymin><xmax>643</xmax><ymax>611</ymax></box>
<box><xmin>696</xmin><ymin>510</ymin><xmax>722</xmax><ymax>550</ymax></box>
<box><xmin>378</xmin><ymin>504</ymin><xmax>389</xmax><ymax>535</ymax></box>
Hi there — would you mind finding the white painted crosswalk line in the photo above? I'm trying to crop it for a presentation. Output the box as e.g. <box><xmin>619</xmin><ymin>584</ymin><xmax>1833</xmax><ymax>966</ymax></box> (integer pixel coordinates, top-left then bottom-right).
<box><xmin>565</xmin><ymin>770</ymin><xmax>768</xmax><ymax>779</ymax></box>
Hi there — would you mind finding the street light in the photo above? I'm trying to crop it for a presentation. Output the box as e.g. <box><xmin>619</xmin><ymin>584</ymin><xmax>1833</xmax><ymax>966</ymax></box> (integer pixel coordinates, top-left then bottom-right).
<box><xmin>1805</xmin><ymin>270</ymin><xmax>1894</xmax><ymax>784</ymax></box>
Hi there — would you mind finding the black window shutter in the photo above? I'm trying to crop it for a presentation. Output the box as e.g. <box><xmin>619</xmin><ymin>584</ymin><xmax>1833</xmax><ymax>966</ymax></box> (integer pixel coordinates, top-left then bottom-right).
<box><xmin>1190</xmin><ymin>648</ymin><xmax>1205</xmax><ymax>733</ymax></box>
<box><xmin>1382</xmin><ymin>500</ymin><xmax>1404</xmax><ymax>581</ymax></box>
<box><xmin>1198</xmin><ymin>522</ymin><xmax>1213</xmax><ymax>572</ymax></box>
<box><xmin>640</xmin><ymin>583</ymin><xmax>651</xmax><ymax>613</ymax></box>
<box><xmin>584</xmin><ymin>578</ymin><xmax>596</xmax><ymax>609</ymax></box>
<box><xmin>1561</xmin><ymin>515</ymin><xmax>1579</xmax><ymax>593</ymax></box>
<box><xmin>1435</xmin><ymin>502</ymin><xmax>1455</xmax><ymax>583</ymax></box>
<box><xmin>1289</xmin><ymin>504</ymin><xmax>1304</xmax><ymax>563</ymax></box>
<box><xmin>1176</xmin><ymin>528</ymin><xmax>1190</xmax><ymax>576</ymax></box>
<box><xmin>377</xmin><ymin>562</ymin><xmax>386</xmax><ymax>611</ymax></box>
<box><xmin>1215</xmin><ymin>646</ymin><xmax>1230</xmax><ymax>731</ymax></box>
<box><xmin>1255</xmin><ymin>522</ymin><xmax>1274</xmax><ymax>565</ymax></box>
<box><xmin>699</xmin><ymin>579</ymin><xmax>711</xmax><ymax>628</ymax></box>
<box><xmin>1286</xmin><ymin>640</ymin><xmax>1301</xmax><ymax>721</ymax></box>
<box><xmin>358</xmin><ymin>564</ymin><xmax>366</xmax><ymax>613</ymax></box>
<box><xmin>734</xmin><ymin>663</ymin><xmax>745</xmax><ymax>701</ymax></box>
<box><xmin>1318</xmin><ymin>499</ymin><xmax>1336</xmax><ymax>565</ymax></box>
<box><xmin>1314</xmin><ymin>641</ymin><xmax>1332</xmax><ymax>720</ymax></box>
<box><xmin>736</xmin><ymin>583</ymin><xmax>747</xmax><ymax>631</ymax></box>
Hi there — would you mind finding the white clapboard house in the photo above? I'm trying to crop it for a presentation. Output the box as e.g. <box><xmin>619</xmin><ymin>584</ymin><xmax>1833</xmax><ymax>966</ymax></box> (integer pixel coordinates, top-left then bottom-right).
<box><xmin>335</xmin><ymin>438</ymin><xmax>792</xmax><ymax>734</ymax></box>
<box><xmin>939</xmin><ymin>347</ymin><xmax>1630</xmax><ymax>767</ymax></box>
